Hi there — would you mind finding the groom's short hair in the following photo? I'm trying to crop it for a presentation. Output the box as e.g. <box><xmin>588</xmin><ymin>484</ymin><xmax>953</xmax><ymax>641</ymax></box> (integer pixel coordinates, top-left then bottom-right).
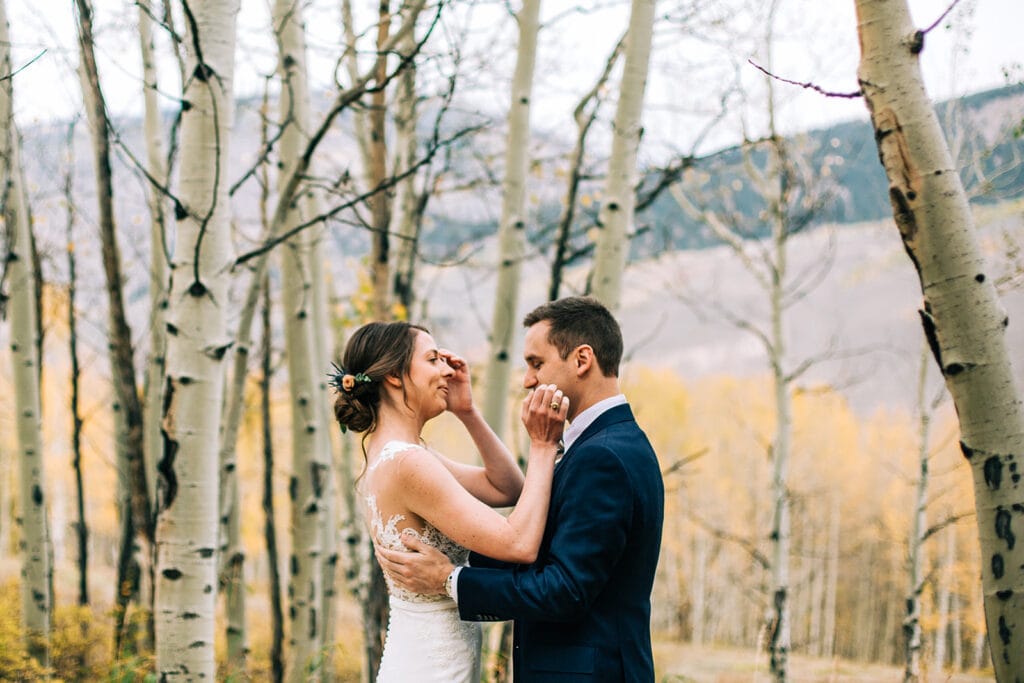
<box><xmin>523</xmin><ymin>296</ymin><xmax>623</xmax><ymax>377</ymax></box>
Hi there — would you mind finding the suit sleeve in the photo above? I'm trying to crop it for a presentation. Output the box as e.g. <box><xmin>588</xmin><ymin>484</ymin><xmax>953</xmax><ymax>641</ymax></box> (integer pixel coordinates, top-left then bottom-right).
<box><xmin>456</xmin><ymin>444</ymin><xmax>632</xmax><ymax>623</ymax></box>
<box><xmin>468</xmin><ymin>552</ymin><xmax>513</xmax><ymax>570</ymax></box>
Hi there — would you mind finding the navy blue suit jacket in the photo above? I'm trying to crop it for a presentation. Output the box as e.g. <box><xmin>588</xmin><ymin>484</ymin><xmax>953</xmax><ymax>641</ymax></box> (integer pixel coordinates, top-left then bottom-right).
<box><xmin>457</xmin><ymin>404</ymin><xmax>665</xmax><ymax>682</ymax></box>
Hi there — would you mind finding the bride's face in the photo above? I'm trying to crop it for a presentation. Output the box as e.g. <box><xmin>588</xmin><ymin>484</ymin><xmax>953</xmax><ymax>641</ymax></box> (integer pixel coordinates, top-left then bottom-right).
<box><xmin>405</xmin><ymin>330</ymin><xmax>455</xmax><ymax>420</ymax></box>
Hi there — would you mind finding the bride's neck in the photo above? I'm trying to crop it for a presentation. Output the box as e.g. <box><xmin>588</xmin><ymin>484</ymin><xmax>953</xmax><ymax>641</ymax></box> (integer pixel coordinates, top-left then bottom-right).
<box><xmin>370</xmin><ymin>402</ymin><xmax>424</xmax><ymax>449</ymax></box>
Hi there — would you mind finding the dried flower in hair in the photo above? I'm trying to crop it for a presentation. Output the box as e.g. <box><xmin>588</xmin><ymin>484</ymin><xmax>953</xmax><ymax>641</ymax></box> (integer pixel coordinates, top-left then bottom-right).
<box><xmin>327</xmin><ymin>362</ymin><xmax>373</xmax><ymax>394</ymax></box>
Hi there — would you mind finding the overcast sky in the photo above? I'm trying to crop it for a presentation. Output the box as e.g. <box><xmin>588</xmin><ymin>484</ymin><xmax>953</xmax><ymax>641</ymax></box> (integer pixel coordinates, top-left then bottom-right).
<box><xmin>5</xmin><ymin>0</ymin><xmax>1021</xmax><ymax>151</ymax></box>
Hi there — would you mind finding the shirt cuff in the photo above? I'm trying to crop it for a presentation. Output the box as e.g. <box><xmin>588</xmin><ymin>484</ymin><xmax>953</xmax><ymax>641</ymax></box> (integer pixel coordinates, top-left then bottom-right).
<box><xmin>447</xmin><ymin>566</ymin><xmax>463</xmax><ymax>604</ymax></box>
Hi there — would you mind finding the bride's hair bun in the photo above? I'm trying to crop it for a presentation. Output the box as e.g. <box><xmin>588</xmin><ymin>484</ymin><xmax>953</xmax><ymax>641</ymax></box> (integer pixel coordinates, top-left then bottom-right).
<box><xmin>332</xmin><ymin>321</ymin><xmax>427</xmax><ymax>434</ymax></box>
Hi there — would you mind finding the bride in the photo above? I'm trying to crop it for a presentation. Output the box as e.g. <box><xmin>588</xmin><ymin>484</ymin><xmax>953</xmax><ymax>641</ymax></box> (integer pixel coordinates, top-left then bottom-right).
<box><xmin>331</xmin><ymin>321</ymin><xmax>567</xmax><ymax>682</ymax></box>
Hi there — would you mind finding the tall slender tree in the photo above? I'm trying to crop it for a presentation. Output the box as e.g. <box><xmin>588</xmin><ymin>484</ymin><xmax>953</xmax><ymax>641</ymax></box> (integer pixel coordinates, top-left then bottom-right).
<box><xmin>1</xmin><ymin>0</ymin><xmax>50</xmax><ymax>665</ymax></box>
<box><xmin>589</xmin><ymin>0</ymin><xmax>656</xmax><ymax>310</ymax></box>
<box><xmin>482</xmin><ymin>0</ymin><xmax>541</xmax><ymax>437</ymax></box>
<box><xmin>390</xmin><ymin>2</ymin><xmax>423</xmax><ymax>313</ymax></box>
<box><xmin>138</xmin><ymin>0</ymin><xmax>171</xmax><ymax>518</ymax></box>
<box><xmin>75</xmin><ymin>0</ymin><xmax>155</xmax><ymax>649</ymax></box>
<box><xmin>273</xmin><ymin>0</ymin><xmax>330</xmax><ymax>675</ymax></box>
<box><xmin>856</xmin><ymin>1</ymin><xmax>1024</xmax><ymax>677</ymax></box>
<box><xmin>154</xmin><ymin>0</ymin><xmax>240</xmax><ymax>677</ymax></box>
<box><xmin>63</xmin><ymin>121</ymin><xmax>90</xmax><ymax>611</ymax></box>
<box><xmin>261</xmin><ymin>275</ymin><xmax>285</xmax><ymax>683</ymax></box>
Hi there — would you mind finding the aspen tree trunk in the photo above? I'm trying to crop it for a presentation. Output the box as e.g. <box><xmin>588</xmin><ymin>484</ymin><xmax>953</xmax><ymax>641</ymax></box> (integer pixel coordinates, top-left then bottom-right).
<box><xmin>113</xmin><ymin>396</ymin><xmax>144</xmax><ymax>653</ymax></box>
<box><xmin>76</xmin><ymin>0</ymin><xmax>152</xmax><ymax>542</ymax></box>
<box><xmin>824</xmin><ymin>498</ymin><xmax>839</xmax><ymax>658</ymax></box>
<box><xmin>951</xmin><ymin>585</ymin><xmax>964</xmax><ymax>670</ymax></box>
<box><xmin>934</xmin><ymin>525</ymin><xmax>954</xmax><ymax>670</ymax></box>
<box><xmin>64</xmin><ymin>124</ymin><xmax>89</xmax><ymax>609</ymax></box>
<box><xmin>368</xmin><ymin>0</ymin><xmax>393</xmax><ymax>320</ymax></box>
<box><xmin>482</xmin><ymin>0</ymin><xmax>541</xmax><ymax>436</ymax></box>
<box><xmin>308</xmin><ymin>226</ymin><xmax>339</xmax><ymax>676</ymax></box>
<box><xmin>261</xmin><ymin>277</ymin><xmax>286</xmax><ymax>683</ymax></box>
<box><xmin>549</xmin><ymin>34</ymin><xmax>623</xmax><ymax>301</ymax></box>
<box><xmin>341</xmin><ymin>0</ymin><xmax>373</xmax><ymax>184</ymax></box>
<box><xmin>589</xmin><ymin>0</ymin><xmax>656</xmax><ymax>311</ymax></box>
<box><xmin>1</xmin><ymin>0</ymin><xmax>50</xmax><ymax>661</ymax></box>
<box><xmin>765</xmin><ymin>68</ymin><xmax>793</xmax><ymax>683</ymax></box>
<box><xmin>154</xmin><ymin>0</ymin><xmax>239</xmax><ymax>677</ymax></box>
<box><xmin>139</xmin><ymin>0</ymin><xmax>170</xmax><ymax>520</ymax></box>
<box><xmin>273</xmin><ymin>0</ymin><xmax>330</xmax><ymax>676</ymax></box>
<box><xmin>76</xmin><ymin>0</ymin><xmax>156</xmax><ymax>651</ymax></box>
<box><xmin>690</xmin><ymin>530</ymin><xmax>708</xmax><ymax>645</ymax></box>
<box><xmin>856</xmin><ymin>2</ymin><xmax>1024</xmax><ymax>677</ymax></box>
<box><xmin>768</xmin><ymin>310</ymin><xmax>791</xmax><ymax>682</ymax></box>
<box><xmin>905</xmin><ymin>346</ymin><xmax>931</xmax><ymax>682</ymax></box>
<box><xmin>390</xmin><ymin>8</ymin><xmax>421</xmax><ymax>313</ymax></box>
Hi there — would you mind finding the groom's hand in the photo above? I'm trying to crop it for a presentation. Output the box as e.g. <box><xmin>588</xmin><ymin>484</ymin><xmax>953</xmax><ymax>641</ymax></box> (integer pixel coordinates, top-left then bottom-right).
<box><xmin>375</xmin><ymin>530</ymin><xmax>454</xmax><ymax>596</ymax></box>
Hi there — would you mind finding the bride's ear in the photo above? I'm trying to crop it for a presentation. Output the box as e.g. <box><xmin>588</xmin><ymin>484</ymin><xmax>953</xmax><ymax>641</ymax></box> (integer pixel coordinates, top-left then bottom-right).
<box><xmin>384</xmin><ymin>374</ymin><xmax>403</xmax><ymax>389</ymax></box>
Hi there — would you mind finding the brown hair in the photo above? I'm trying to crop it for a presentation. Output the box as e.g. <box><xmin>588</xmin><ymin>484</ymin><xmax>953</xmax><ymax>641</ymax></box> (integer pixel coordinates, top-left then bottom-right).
<box><xmin>332</xmin><ymin>321</ymin><xmax>428</xmax><ymax>434</ymax></box>
<box><xmin>522</xmin><ymin>296</ymin><xmax>622</xmax><ymax>377</ymax></box>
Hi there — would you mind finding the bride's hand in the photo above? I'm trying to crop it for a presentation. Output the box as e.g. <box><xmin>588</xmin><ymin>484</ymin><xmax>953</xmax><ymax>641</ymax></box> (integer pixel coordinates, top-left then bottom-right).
<box><xmin>522</xmin><ymin>384</ymin><xmax>568</xmax><ymax>450</ymax></box>
<box><xmin>440</xmin><ymin>349</ymin><xmax>474</xmax><ymax>416</ymax></box>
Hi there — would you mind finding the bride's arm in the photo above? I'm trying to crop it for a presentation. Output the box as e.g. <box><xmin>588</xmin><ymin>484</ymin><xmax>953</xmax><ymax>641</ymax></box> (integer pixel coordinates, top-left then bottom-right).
<box><xmin>397</xmin><ymin>385</ymin><xmax>566</xmax><ymax>564</ymax></box>
<box><xmin>438</xmin><ymin>350</ymin><xmax>552</xmax><ymax>507</ymax></box>
<box><xmin>444</xmin><ymin>405</ymin><xmax>525</xmax><ymax>507</ymax></box>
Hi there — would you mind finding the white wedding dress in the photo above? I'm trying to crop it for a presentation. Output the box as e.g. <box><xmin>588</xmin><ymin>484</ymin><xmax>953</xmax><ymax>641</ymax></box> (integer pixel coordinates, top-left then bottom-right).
<box><xmin>363</xmin><ymin>441</ymin><xmax>482</xmax><ymax>682</ymax></box>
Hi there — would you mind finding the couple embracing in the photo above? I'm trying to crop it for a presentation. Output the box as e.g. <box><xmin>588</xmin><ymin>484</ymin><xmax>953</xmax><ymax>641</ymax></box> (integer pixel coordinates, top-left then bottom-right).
<box><xmin>331</xmin><ymin>297</ymin><xmax>665</xmax><ymax>682</ymax></box>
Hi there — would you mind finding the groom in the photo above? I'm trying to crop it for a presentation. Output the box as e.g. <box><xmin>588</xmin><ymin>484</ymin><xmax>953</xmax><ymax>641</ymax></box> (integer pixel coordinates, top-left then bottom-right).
<box><xmin>377</xmin><ymin>296</ymin><xmax>665</xmax><ymax>681</ymax></box>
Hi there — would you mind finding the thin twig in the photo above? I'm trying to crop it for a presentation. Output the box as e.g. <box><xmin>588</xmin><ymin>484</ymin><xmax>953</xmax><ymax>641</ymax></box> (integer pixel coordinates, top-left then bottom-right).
<box><xmin>0</xmin><ymin>49</ymin><xmax>46</xmax><ymax>82</ymax></box>
<box><xmin>747</xmin><ymin>59</ymin><xmax>862</xmax><ymax>99</ymax></box>
<box><xmin>921</xmin><ymin>0</ymin><xmax>963</xmax><ymax>35</ymax></box>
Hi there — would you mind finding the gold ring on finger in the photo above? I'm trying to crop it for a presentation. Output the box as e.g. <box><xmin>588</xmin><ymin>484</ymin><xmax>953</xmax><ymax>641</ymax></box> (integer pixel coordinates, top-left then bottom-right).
<box><xmin>550</xmin><ymin>401</ymin><xmax>560</xmax><ymax>410</ymax></box>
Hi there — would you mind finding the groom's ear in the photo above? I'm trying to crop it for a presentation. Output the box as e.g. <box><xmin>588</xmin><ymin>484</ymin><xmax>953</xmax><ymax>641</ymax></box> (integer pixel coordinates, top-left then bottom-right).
<box><xmin>573</xmin><ymin>345</ymin><xmax>595</xmax><ymax>377</ymax></box>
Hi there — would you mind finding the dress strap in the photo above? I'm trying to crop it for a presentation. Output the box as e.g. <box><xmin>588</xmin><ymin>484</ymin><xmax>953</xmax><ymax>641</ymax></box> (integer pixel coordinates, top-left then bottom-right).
<box><xmin>366</xmin><ymin>440</ymin><xmax>421</xmax><ymax>474</ymax></box>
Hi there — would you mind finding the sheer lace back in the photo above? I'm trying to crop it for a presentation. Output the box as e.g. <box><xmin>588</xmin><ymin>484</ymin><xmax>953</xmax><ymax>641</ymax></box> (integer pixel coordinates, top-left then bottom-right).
<box><xmin>363</xmin><ymin>441</ymin><xmax>470</xmax><ymax>603</ymax></box>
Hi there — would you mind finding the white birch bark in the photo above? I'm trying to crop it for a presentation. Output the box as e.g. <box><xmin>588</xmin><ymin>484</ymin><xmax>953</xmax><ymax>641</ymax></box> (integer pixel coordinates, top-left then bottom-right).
<box><xmin>341</xmin><ymin>0</ymin><xmax>373</xmax><ymax>186</ymax></box>
<box><xmin>1</xmin><ymin>0</ymin><xmax>50</xmax><ymax>661</ymax></box>
<box><xmin>951</xmin><ymin>585</ymin><xmax>964</xmax><ymax>670</ymax></box>
<box><xmin>933</xmin><ymin>525</ymin><xmax>951</xmax><ymax>670</ymax></box>
<box><xmin>390</xmin><ymin>7</ymin><xmax>421</xmax><ymax>313</ymax></box>
<box><xmin>482</xmin><ymin>0</ymin><xmax>540</xmax><ymax>437</ymax></box>
<box><xmin>856</xmin><ymin>2</ymin><xmax>1024</xmax><ymax>677</ymax></box>
<box><xmin>690</xmin><ymin>530</ymin><xmax>708</xmax><ymax>645</ymax></box>
<box><xmin>905</xmin><ymin>345</ymin><xmax>931</xmax><ymax>682</ymax></box>
<box><xmin>589</xmin><ymin>0</ymin><xmax>656</xmax><ymax>311</ymax></box>
<box><xmin>367</xmin><ymin>0</ymin><xmax>393</xmax><ymax>320</ymax></box>
<box><xmin>272</xmin><ymin>1</ymin><xmax>329</xmax><ymax>677</ymax></box>
<box><xmin>308</xmin><ymin>229</ymin><xmax>339</xmax><ymax>677</ymax></box>
<box><xmin>154</xmin><ymin>0</ymin><xmax>239</xmax><ymax>677</ymax></box>
<box><xmin>139</xmin><ymin>0</ymin><xmax>170</xmax><ymax>521</ymax></box>
<box><xmin>824</xmin><ymin>498</ymin><xmax>839</xmax><ymax>658</ymax></box>
<box><xmin>767</xmin><ymin>221</ymin><xmax>791</xmax><ymax>682</ymax></box>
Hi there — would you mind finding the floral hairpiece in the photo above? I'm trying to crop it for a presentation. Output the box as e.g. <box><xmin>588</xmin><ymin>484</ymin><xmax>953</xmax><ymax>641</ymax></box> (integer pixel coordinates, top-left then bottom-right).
<box><xmin>327</xmin><ymin>362</ymin><xmax>373</xmax><ymax>394</ymax></box>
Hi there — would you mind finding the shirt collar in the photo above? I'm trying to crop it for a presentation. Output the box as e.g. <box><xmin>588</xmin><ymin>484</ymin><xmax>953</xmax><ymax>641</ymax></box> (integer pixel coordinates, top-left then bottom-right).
<box><xmin>563</xmin><ymin>394</ymin><xmax>627</xmax><ymax>451</ymax></box>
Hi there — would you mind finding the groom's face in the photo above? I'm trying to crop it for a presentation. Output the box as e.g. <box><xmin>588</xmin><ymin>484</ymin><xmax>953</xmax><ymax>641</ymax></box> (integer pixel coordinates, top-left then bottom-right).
<box><xmin>522</xmin><ymin>321</ymin><xmax>576</xmax><ymax>399</ymax></box>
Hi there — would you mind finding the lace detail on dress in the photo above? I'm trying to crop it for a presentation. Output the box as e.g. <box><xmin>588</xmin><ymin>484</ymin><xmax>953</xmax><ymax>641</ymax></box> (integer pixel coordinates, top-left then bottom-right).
<box><xmin>364</xmin><ymin>441</ymin><xmax>470</xmax><ymax>604</ymax></box>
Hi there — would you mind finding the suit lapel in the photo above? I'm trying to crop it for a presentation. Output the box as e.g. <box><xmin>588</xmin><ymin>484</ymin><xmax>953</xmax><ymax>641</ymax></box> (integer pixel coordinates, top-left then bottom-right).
<box><xmin>563</xmin><ymin>403</ymin><xmax>635</xmax><ymax>458</ymax></box>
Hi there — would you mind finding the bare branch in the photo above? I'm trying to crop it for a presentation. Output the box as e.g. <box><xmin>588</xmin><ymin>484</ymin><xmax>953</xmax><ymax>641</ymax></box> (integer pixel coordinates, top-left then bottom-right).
<box><xmin>234</xmin><ymin>123</ymin><xmax>481</xmax><ymax>267</ymax></box>
<box><xmin>661</xmin><ymin>448</ymin><xmax>709</xmax><ymax>478</ymax></box>
<box><xmin>921</xmin><ymin>0</ymin><xmax>964</xmax><ymax>36</ymax></box>
<box><xmin>747</xmin><ymin>59</ymin><xmax>862</xmax><ymax>99</ymax></box>
<box><xmin>0</xmin><ymin>49</ymin><xmax>46</xmax><ymax>82</ymax></box>
<box><xmin>922</xmin><ymin>511</ymin><xmax>974</xmax><ymax>542</ymax></box>
<box><xmin>686</xmin><ymin>511</ymin><xmax>772</xmax><ymax>570</ymax></box>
